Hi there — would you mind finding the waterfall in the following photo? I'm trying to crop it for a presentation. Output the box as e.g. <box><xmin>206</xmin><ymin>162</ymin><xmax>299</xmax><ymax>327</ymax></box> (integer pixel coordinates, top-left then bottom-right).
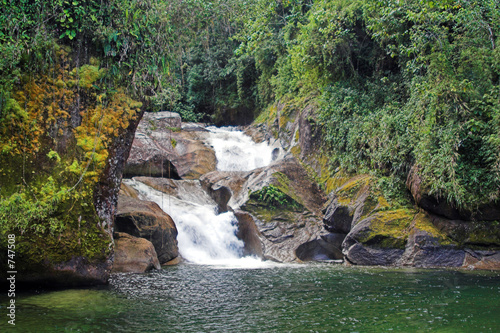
<box><xmin>125</xmin><ymin>127</ymin><xmax>279</xmax><ymax>268</ymax></box>
<box><xmin>205</xmin><ymin>126</ymin><xmax>276</xmax><ymax>171</ymax></box>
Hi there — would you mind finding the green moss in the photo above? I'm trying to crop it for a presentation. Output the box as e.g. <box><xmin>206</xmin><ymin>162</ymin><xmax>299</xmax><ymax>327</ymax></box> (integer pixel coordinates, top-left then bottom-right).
<box><xmin>242</xmin><ymin>198</ymin><xmax>301</xmax><ymax>224</ymax></box>
<box><xmin>335</xmin><ymin>175</ymin><xmax>371</xmax><ymax>206</ymax></box>
<box><xmin>272</xmin><ymin>171</ymin><xmax>307</xmax><ymax>208</ymax></box>
<box><xmin>413</xmin><ymin>213</ymin><xmax>451</xmax><ymax>245</ymax></box>
<box><xmin>249</xmin><ymin>184</ymin><xmax>302</xmax><ymax>211</ymax></box>
<box><xmin>358</xmin><ymin>209</ymin><xmax>414</xmax><ymax>249</ymax></box>
<box><xmin>290</xmin><ymin>144</ymin><xmax>301</xmax><ymax>157</ymax></box>
<box><xmin>466</xmin><ymin>221</ymin><xmax>500</xmax><ymax>248</ymax></box>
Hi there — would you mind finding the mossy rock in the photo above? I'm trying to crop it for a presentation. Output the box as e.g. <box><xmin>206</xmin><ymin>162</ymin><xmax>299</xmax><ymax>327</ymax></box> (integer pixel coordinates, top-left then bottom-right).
<box><xmin>357</xmin><ymin>209</ymin><xmax>414</xmax><ymax>249</ymax></box>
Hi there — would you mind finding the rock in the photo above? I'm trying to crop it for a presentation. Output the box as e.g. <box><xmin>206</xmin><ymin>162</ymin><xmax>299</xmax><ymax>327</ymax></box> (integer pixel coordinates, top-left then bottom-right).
<box><xmin>342</xmin><ymin>215</ymin><xmax>406</xmax><ymax>266</ymax></box>
<box><xmin>115</xmin><ymin>195</ymin><xmax>178</xmax><ymax>264</ymax></box>
<box><xmin>429</xmin><ymin>215</ymin><xmax>500</xmax><ymax>248</ymax></box>
<box><xmin>125</xmin><ymin>113</ymin><xmax>217</xmax><ymax>180</ymax></box>
<box><xmin>322</xmin><ymin>175</ymin><xmax>382</xmax><ymax>235</ymax></box>
<box><xmin>464</xmin><ymin>251</ymin><xmax>500</xmax><ymax>270</ymax></box>
<box><xmin>200</xmin><ymin>178</ymin><xmax>232</xmax><ymax>213</ymax></box>
<box><xmin>120</xmin><ymin>182</ymin><xmax>139</xmax><ymax>198</ymax></box>
<box><xmin>323</xmin><ymin>200</ymin><xmax>354</xmax><ymax>234</ymax></box>
<box><xmin>343</xmin><ymin>243</ymin><xmax>404</xmax><ymax>266</ymax></box>
<box><xmin>406</xmin><ymin>165</ymin><xmax>500</xmax><ymax>221</ymax></box>
<box><xmin>200</xmin><ymin>170</ymin><xmax>249</xmax><ymax>208</ymax></box>
<box><xmin>400</xmin><ymin>228</ymin><xmax>465</xmax><ymax>267</ymax></box>
<box><xmin>234</xmin><ymin>210</ymin><xmax>264</xmax><ymax>258</ymax></box>
<box><xmin>112</xmin><ymin>232</ymin><xmax>160</xmax><ymax>273</ymax></box>
<box><xmin>170</xmin><ymin>132</ymin><xmax>217</xmax><ymax>179</ymax></box>
<box><xmin>124</xmin><ymin>150</ymin><xmax>180</xmax><ymax>179</ymax></box>
<box><xmin>131</xmin><ymin>177</ymin><xmax>217</xmax><ymax>207</ymax></box>
<box><xmin>145</xmin><ymin>111</ymin><xmax>182</xmax><ymax>129</ymax></box>
<box><xmin>296</xmin><ymin>232</ymin><xmax>344</xmax><ymax>261</ymax></box>
<box><xmin>240</xmin><ymin>207</ymin><xmax>325</xmax><ymax>262</ymax></box>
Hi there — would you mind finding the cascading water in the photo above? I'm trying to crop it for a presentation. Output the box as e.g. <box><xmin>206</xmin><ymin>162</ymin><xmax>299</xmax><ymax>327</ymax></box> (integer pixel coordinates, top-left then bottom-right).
<box><xmin>205</xmin><ymin>126</ymin><xmax>276</xmax><ymax>171</ymax></box>
<box><xmin>124</xmin><ymin>179</ymin><xmax>248</xmax><ymax>266</ymax></box>
<box><xmin>126</xmin><ymin>126</ymin><xmax>280</xmax><ymax>267</ymax></box>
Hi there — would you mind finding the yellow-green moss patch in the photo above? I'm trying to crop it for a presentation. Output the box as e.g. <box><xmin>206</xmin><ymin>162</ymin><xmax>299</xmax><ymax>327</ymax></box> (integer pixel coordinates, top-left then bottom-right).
<box><xmin>359</xmin><ymin>209</ymin><xmax>414</xmax><ymax>249</ymax></box>
<box><xmin>413</xmin><ymin>212</ymin><xmax>451</xmax><ymax>245</ymax></box>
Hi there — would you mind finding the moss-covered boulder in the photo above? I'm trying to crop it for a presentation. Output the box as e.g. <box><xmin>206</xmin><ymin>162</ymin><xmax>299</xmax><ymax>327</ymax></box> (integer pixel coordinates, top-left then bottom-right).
<box><xmin>322</xmin><ymin>174</ymin><xmax>500</xmax><ymax>269</ymax></box>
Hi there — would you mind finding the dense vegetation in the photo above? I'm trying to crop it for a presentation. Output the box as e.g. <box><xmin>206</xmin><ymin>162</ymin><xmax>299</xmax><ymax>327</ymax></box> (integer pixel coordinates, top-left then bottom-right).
<box><xmin>230</xmin><ymin>0</ymin><xmax>500</xmax><ymax>212</ymax></box>
<box><xmin>0</xmin><ymin>0</ymin><xmax>499</xmax><ymax>268</ymax></box>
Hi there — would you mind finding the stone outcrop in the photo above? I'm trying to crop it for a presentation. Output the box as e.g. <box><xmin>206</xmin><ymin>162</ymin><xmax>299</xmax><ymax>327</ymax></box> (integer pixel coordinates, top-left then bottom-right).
<box><xmin>115</xmin><ymin>195</ymin><xmax>178</xmax><ymax>264</ymax></box>
<box><xmin>112</xmin><ymin>232</ymin><xmax>161</xmax><ymax>273</ymax></box>
<box><xmin>322</xmin><ymin>173</ymin><xmax>500</xmax><ymax>269</ymax></box>
<box><xmin>406</xmin><ymin>165</ymin><xmax>500</xmax><ymax>221</ymax></box>
<box><xmin>125</xmin><ymin>112</ymin><xmax>216</xmax><ymax>179</ymax></box>
<box><xmin>234</xmin><ymin>210</ymin><xmax>264</xmax><ymax>258</ymax></box>
<box><xmin>199</xmin><ymin>155</ymin><xmax>329</xmax><ymax>262</ymax></box>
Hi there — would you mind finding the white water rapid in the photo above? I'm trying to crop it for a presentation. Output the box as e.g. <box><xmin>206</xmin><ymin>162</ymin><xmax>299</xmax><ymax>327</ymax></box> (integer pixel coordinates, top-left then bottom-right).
<box><xmin>205</xmin><ymin>126</ymin><xmax>277</xmax><ymax>171</ymax></box>
<box><xmin>125</xmin><ymin>126</ymin><xmax>280</xmax><ymax>268</ymax></box>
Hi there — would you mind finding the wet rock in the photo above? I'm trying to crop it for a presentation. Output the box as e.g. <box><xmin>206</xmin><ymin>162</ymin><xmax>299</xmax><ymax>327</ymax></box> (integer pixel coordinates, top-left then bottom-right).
<box><xmin>112</xmin><ymin>232</ymin><xmax>160</xmax><ymax>273</ymax></box>
<box><xmin>200</xmin><ymin>177</ymin><xmax>232</xmax><ymax>213</ymax></box>
<box><xmin>120</xmin><ymin>182</ymin><xmax>139</xmax><ymax>198</ymax></box>
<box><xmin>132</xmin><ymin>177</ymin><xmax>217</xmax><ymax>207</ymax></box>
<box><xmin>464</xmin><ymin>251</ymin><xmax>500</xmax><ymax>270</ymax></box>
<box><xmin>199</xmin><ymin>156</ymin><xmax>328</xmax><ymax>262</ymax></box>
<box><xmin>234</xmin><ymin>210</ymin><xmax>264</xmax><ymax>258</ymax></box>
<box><xmin>342</xmin><ymin>216</ymin><xmax>406</xmax><ymax>266</ymax></box>
<box><xmin>240</xmin><ymin>207</ymin><xmax>324</xmax><ymax>262</ymax></box>
<box><xmin>399</xmin><ymin>228</ymin><xmax>465</xmax><ymax>267</ymax></box>
<box><xmin>115</xmin><ymin>195</ymin><xmax>178</xmax><ymax>264</ymax></box>
<box><xmin>200</xmin><ymin>170</ymin><xmax>250</xmax><ymax>209</ymax></box>
<box><xmin>296</xmin><ymin>232</ymin><xmax>344</xmax><ymax>261</ymax></box>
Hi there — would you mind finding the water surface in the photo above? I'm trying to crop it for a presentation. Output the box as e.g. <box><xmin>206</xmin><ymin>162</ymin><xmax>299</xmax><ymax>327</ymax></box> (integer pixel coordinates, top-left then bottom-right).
<box><xmin>2</xmin><ymin>264</ymin><xmax>499</xmax><ymax>332</ymax></box>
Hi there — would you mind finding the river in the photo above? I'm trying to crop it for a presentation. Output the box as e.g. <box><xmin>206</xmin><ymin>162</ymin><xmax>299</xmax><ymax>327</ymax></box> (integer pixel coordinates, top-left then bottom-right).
<box><xmin>1</xmin><ymin>265</ymin><xmax>499</xmax><ymax>332</ymax></box>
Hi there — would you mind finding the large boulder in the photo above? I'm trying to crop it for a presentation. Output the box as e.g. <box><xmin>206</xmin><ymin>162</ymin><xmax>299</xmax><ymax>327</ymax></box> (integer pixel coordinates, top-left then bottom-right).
<box><xmin>216</xmin><ymin>156</ymin><xmax>329</xmax><ymax>262</ymax></box>
<box><xmin>115</xmin><ymin>195</ymin><xmax>178</xmax><ymax>264</ymax></box>
<box><xmin>399</xmin><ymin>229</ymin><xmax>465</xmax><ymax>268</ymax></box>
<box><xmin>406</xmin><ymin>165</ymin><xmax>500</xmax><ymax>221</ymax></box>
<box><xmin>234</xmin><ymin>210</ymin><xmax>264</xmax><ymax>258</ymax></box>
<box><xmin>112</xmin><ymin>232</ymin><xmax>160</xmax><ymax>273</ymax></box>
<box><xmin>342</xmin><ymin>211</ymin><xmax>410</xmax><ymax>266</ymax></box>
<box><xmin>202</xmin><ymin>156</ymin><xmax>326</xmax><ymax>216</ymax></box>
<box><xmin>125</xmin><ymin>112</ymin><xmax>217</xmax><ymax>179</ymax></box>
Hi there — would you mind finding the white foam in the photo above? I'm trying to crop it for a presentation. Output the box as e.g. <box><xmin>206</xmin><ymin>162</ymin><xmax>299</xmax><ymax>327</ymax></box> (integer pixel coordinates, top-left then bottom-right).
<box><xmin>123</xmin><ymin>127</ymin><xmax>280</xmax><ymax>269</ymax></box>
<box><xmin>205</xmin><ymin>126</ymin><xmax>275</xmax><ymax>171</ymax></box>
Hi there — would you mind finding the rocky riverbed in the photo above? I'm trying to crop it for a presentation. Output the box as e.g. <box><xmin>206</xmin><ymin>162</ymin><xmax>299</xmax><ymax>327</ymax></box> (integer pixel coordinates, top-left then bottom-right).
<box><xmin>115</xmin><ymin>111</ymin><xmax>500</xmax><ymax>271</ymax></box>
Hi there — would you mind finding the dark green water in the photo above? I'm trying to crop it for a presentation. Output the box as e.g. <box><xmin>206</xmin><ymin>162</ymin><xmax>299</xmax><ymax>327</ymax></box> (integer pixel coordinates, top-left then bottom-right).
<box><xmin>1</xmin><ymin>264</ymin><xmax>500</xmax><ymax>332</ymax></box>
